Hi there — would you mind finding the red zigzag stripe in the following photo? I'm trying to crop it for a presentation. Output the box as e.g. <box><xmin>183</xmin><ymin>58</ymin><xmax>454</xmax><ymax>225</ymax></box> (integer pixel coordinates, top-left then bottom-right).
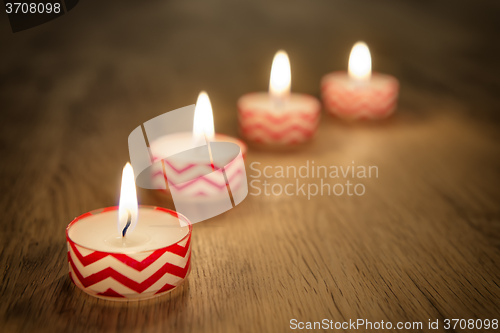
<box><xmin>151</xmin><ymin>160</ymin><xmax>214</xmax><ymax>174</ymax></box>
<box><xmin>97</xmin><ymin>288</ymin><xmax>125</xmax><ymax>298</ymax></box>
<box><xmin>69</xmin><ymin>234</ymin><xmax>191</xmax><ymax>271</ymax></box>
<box><xmin>69</xmin><ymin>252</ymin><xmax>191</xmax><ymax>293</ymax></box>
<box><xmin>239</xmin><ymin>110</ymin><xmax>318</xmax><ymax>123</ymax></box>
<box><xmin>152</xmin><ymin>159</ymin><xmax>242</xmax><ymax>176</ymax></box>
<box><xmin>240</xmin><ymin>123</ymin><xmax>316</xmax><ymax>139</ymax></box>
<box><xmin>168</xmin><ymin>168</ymin><xmax>245</xmax><ymax>191</ymax></box>
<box><xmin>152</xmin><ymin>157</ymin><xmax>242</xmax><ymax>179</ymax></box>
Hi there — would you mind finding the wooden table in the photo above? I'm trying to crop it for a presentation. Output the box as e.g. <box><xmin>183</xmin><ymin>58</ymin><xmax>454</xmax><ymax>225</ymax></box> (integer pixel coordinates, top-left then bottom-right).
<box><xmin>1</xmin><ymin>0</ymin><xmax>499</xmax><ymax>332</ymax></box>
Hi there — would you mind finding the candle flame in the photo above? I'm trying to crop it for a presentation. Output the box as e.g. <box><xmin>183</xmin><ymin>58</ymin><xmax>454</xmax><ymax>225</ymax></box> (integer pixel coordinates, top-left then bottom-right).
<box><xmin>269</xmin><ymin>50</ymin><xmax>291</xmax><ymax>98</ymax></box>
<box><xmin>118</xmin><ymin>163</ymin><xmax>138</xmax><ymax>235</ymax></box>
<box><xmin>348</xmin><ymin>42</ymin><xmax>372</xmax><ymax>81</ymax></box>
<box><xmin>193</xmin><ymin>91</ymin><xmax>215</xmax><ymax>144</ymax></box>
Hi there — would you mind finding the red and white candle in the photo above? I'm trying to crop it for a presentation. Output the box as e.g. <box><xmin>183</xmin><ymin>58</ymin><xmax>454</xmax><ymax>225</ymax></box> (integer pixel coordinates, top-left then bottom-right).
<box><xmin>66</xmin><ymin>163</ymin><xmax>192</xmax><ymax>301</ymax></box>
<box><xmin>321</xmin><ymin>42</ymin><xmax>399</xmax><ymax>120</ymax></box>
<box><xmin>150</xmin><ymin>92</ymin><xmax>247</xmax><ymax>197</ymax></box>
<box><xmin>150</xmin><ymin>133</ymin><xmax>245</xmax><ymax>195</ymax></box>
<box><xmin>238</xmin><ymin>50</ymin><xmax>321</xmax><ymax>146</ymax></box>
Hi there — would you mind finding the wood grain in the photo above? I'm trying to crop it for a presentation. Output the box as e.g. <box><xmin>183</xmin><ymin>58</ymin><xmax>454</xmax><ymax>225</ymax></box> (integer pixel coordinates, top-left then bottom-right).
<box><xmin>1</xmin><ymin>0</ymin><xmax>499</xmax><ymax>332</ymax></box>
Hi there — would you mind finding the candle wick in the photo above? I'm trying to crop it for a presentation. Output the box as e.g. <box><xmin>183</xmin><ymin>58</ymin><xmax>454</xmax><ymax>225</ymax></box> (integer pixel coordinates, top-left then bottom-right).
<box><xmin>122</xmin><ymin>210</ymin><xmax>132</xmax><ymax>237</ymax></box>
<box><xmin>272</xmin><ymin>94</ymin><xmax>287</xmax><ymax>111</ymax></box>
<box><xmin>205</xmin><ymin>134</ymin><xmax>215</xmax><ymax>171</ymax></box>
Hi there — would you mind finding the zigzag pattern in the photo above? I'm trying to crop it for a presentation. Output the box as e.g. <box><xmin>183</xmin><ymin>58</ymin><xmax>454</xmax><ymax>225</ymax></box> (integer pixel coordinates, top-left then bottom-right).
<box><xmin>151</xmin><ymin>134</ymin><xmax>247</xmax><ymax>196</ymax></box>
<box><xmin>151</xmin><ymin>153</ymin><xmax>246</xmax><ymax>195</ymax></box>
<box><xmin>68</xmin><ymin>234</ymin><xmax>191</xmax><ymax>270</ymax></box>
<box><xmin>240</xmin><ymin>116</ymin><xmax>318</xmax><ymax>144</ymax></box>
<box><xmin>68</xmin><ymin>246</ymin><xmax>191</xmax><ymax>298</ymax></box>
<box><xmin>67</xmin><ymin>207</ymin><xmax>192</xmax><ymax>299</ymax></box>
<box><xmin>239</xmin><ymin>110</ymin><xmax>318</xmax><ymax>123</ymax></box>
<box><xmin>322</xmin><ymin>90</ymin><xmax>397</xmax><ymax>119</ymax></box>
<box><xmin>321</xmin><ymin>74</ymin><xmax>399</xmax><ymax>120</ymax></box>
<box><xmin>238</xmin><ymin>109</ymin><xmax>319</xmax><ymax>144</ymax></box>
<box><xmin>168</xmin><ymin>169</ymin><xmax>244</xmax><ymax>191</ymax></box>
<box><xmin>151</xmin><ymin>158</ymin><xmax>214</xmax><ymax>174</ymax></box>
<box><xmin>69</xmin><ymin>250</ymin><xmax>190</xmax><ymax>291</ymax></box>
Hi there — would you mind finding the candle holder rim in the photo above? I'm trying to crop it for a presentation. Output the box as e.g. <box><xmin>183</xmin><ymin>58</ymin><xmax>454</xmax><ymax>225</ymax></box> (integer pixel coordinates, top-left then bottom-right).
<box><xmin>213</xmin><ymin>133</ymin><xmax>248</xmax><ymax>156</ymax></box>
<box><xmin>66</xmin><ymin>205</ymin><xmax>192</xmax><ymax>254</ymax></box>
<box><xmin>237</xmin><ymin>91</ymin><xmax>321</xmax><ymax>104</ymax></box>
<box><xmin>150</xmin><ymin>132</ymin><xmax>248</xmax><ymax>158</ymax></box>
<box><xmin>321</xmin><ymin>70</ymin><xmax>399</xmax><ymax>84</ymax></box>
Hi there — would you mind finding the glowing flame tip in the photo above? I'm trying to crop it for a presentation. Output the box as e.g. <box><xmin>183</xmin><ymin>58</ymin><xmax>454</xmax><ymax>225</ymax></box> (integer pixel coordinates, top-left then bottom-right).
<box><xmin>193</xmin><ymin>91</ymin><xmax>215</xmax><ymax>142</ymax></box>
<box><xmin>118</xmin><ymin>162</ymin><xmax>138</xmax><ymax>235</ymax></box>
<box><xmin>348</xmin><ymin>41</ymin><xmax>372</xmax><ymax>81</ymax></box>
<box><xmin>269</xmin><ymin>50</ymin><xmax>291</xmax><ymax>98</ymax></box>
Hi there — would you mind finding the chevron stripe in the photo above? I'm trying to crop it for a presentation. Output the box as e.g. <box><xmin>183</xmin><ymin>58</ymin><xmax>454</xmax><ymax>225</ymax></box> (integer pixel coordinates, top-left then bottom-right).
<box><xmin>69</xmin><ymin>233</ymin><xmax>191</xmax><ymax>270</ymax></box>
<box><xmin>239</xmin><ymin>120</ymin><xmax>318</xmax><ymax>135</ymax></box>
<box><xmin>69</xmin><ymin>251</ymin><xmax>191</xmax><ymax>293</ymax></box>
<box><xmin>69</xmin><ymin>247</ymin><xmax>190</xmax><ymax>284</ymax></box>
<box><xmin>321</xmin><ymin>73</ymin><xmax>399</xmax><ymax>119</ymax></box>
<box><xmin>164</xmin><ymin>165</ymin><xmax>219</xmax><ymax>185</ymax></box>
<box><xmin>149</xmin><ymin>136</ymin><xmax>246</xmax><ymax>195</ymax></box>
<box><xmin>69</xmin><ymin>244</ymin><xmax>191</xmax><ymax>280</ymax></box>
<box><xmin>161</xmin><ymin>160</ymin><xmax>214</xmax><ymax>174</ymax></box>
<box><xmin>239</xmin><ymin>112</ymin><xmax>318</xmax><ymax>127</ymax></box>
<box><xmin>70</xmin><ymin>263</ymin><xmax>186</xmax><ymax>298</ymax></box>
<box><xmin>70</xmin><ymin>268</ymin><xmax>135</xmax><ymax>296</ymax></box>
<box><xmin>168</xmin><ymin>168</ymin><xmax>245</xmax><ymax>192</ymax></box>
<box><xmin>240</xmin><ymin>122</ymin><xmax>317</xmax><ymax>145</ymax></box>
<box><xmin>322</xmin><ymin>88</ymin><xmax>397</xmax><ymax>102</ymax></box>
<box><xmin>72</xmin><ymin>263</ymin><xmax>188</xmax><ymax>296</ymax></box>
<box><xmin>243</xmin><ymin>132</ymin><xmax>310</xmax><ymax>145</ymax></box>
<box><xmin>238</xmin><ymin>110</ymin><xmax>319</xmax><ymax>123</ymax></box>
<box><xmin>223</xmin><ymin>160</ymin><xmax>245</xmax><ymax>180</ymax></box>
<box><xmin>98</xmin><ymin>288</ymin><xmax>125</xmax><ymax>298</ymax></box>
<box><xmin>168</xmin><ymin>170</ymin><xmax>225</xmax><ymax>191</ymax></box>
<box><xmin>240</xmin><ymin>123</ymin><xmax>316</xmax><ymax>137</ymax></box>
<box><xmin>324</xmin><ymin>97</ymin><xmax>396</xmax><ymax>109</ymax></box>
<box><xmin>154</xmin><ymin>283</ymin><xmax>176</xmax><ymax>294</ymax></box>
<box><xmin>238</xmin><ymin>107</ymin><xmax>319</xmax><ymax>144</ymax></box>
<box><xmin>323</xmin><ymin>92</ymin><xmax>397</xmax><ymax>119</ymax></box>
<box><xmin>172</xmin><ymin>180</ymin><xmax>246</xmax><ymax>198</ymax></box>
<box><xmin>152</xmin><ymin>156</ymin><xmax>242</xmax><ymax>182</ymax></box>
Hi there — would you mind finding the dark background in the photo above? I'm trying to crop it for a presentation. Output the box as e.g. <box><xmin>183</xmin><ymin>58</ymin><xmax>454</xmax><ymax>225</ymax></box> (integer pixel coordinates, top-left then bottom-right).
<box><xmin>1</xmin><ymin>1</ymin><xmax>499</xmax><ymax>332</ymax></box>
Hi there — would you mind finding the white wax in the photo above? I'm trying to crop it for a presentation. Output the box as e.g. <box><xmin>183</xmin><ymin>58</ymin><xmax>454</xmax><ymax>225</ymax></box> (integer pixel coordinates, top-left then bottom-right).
<box><xmin>68</xmin><ymin>208</ymin><xmax>189</xmax><ymax>254</ymax></box>
<box><xmin>150</xmin><ymin>132</ymin><xmax>246</xmax><ymax>160</ymax></box>
<box><xmin>238</xmin><ymin>92</ymin><xmax>320</xmax><ymax>115</ymax></box>
<box><xmin>149</xmin><ymin>132</ymin><xmax>198</xmax><ymax>161</ymax></box>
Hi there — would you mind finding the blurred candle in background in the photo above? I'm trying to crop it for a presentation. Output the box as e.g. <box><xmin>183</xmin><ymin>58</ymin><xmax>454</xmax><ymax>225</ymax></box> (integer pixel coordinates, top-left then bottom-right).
<box><xmin>321</xmin><ymin>42</ymin><xmax>399</xmax><ymax>120</ymax></box>
<box><xmin>149</xmin><ymin>92</ymin><xmax>247</xmax><ymax>195</ymax></box>
<box><xmin>238</xmin><ymin>50</ymin><xmax>321</xmax><ymax>147</ymax></box>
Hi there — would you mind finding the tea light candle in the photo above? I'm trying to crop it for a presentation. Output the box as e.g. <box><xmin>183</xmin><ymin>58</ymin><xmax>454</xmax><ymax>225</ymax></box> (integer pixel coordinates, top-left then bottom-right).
<box><xmin>238</xmin><ymin>50</ymin><xmax>321</xmax><ymax>146</ymax></box>
<box><xmin>321</xmin><ymin>42</ymin><xmax>399</xmax><ymax>120</ymax></box>
<box><xmin>150</xmin><ymin>92</ymin><xmax>247</xmax><ymax>197</ymax></box>
<box><xmin>66</xmin><ymin>163</ymin><xmax>192</xmax><ymax>301</ymax></box>
<box><xmin>151</xmin><ymin>133</ymin><xmax>246</xmax><ymax>194</ymax></box>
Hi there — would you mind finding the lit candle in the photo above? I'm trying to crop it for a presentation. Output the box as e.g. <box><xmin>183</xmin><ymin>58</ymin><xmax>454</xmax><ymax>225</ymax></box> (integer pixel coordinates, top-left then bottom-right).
<box><xmin>66</xmin><ymin>163</ymin><xmax>192</xmax><ymax>301</ymax></box>
<box><xmin>238</xmin><ymin>50</ymin><xmax>321</xmax><ymax>146</ymax></box>
<box><xmin>321</xmin><ymin>42</ymin><xmax>399</xmax><ymax>120</ymax></box>
<box><xmin>149</xmin><ymin>91</ymin><xmax>247</xmax><ymax>199</ymax></box>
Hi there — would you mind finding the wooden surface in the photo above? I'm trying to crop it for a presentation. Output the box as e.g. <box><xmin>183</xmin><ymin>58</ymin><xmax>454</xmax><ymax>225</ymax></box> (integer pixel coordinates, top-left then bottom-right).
<box><xmin>1</xmin><ymin>0</ymin><xmax>499</xmax><ymax>332</ymax></box>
